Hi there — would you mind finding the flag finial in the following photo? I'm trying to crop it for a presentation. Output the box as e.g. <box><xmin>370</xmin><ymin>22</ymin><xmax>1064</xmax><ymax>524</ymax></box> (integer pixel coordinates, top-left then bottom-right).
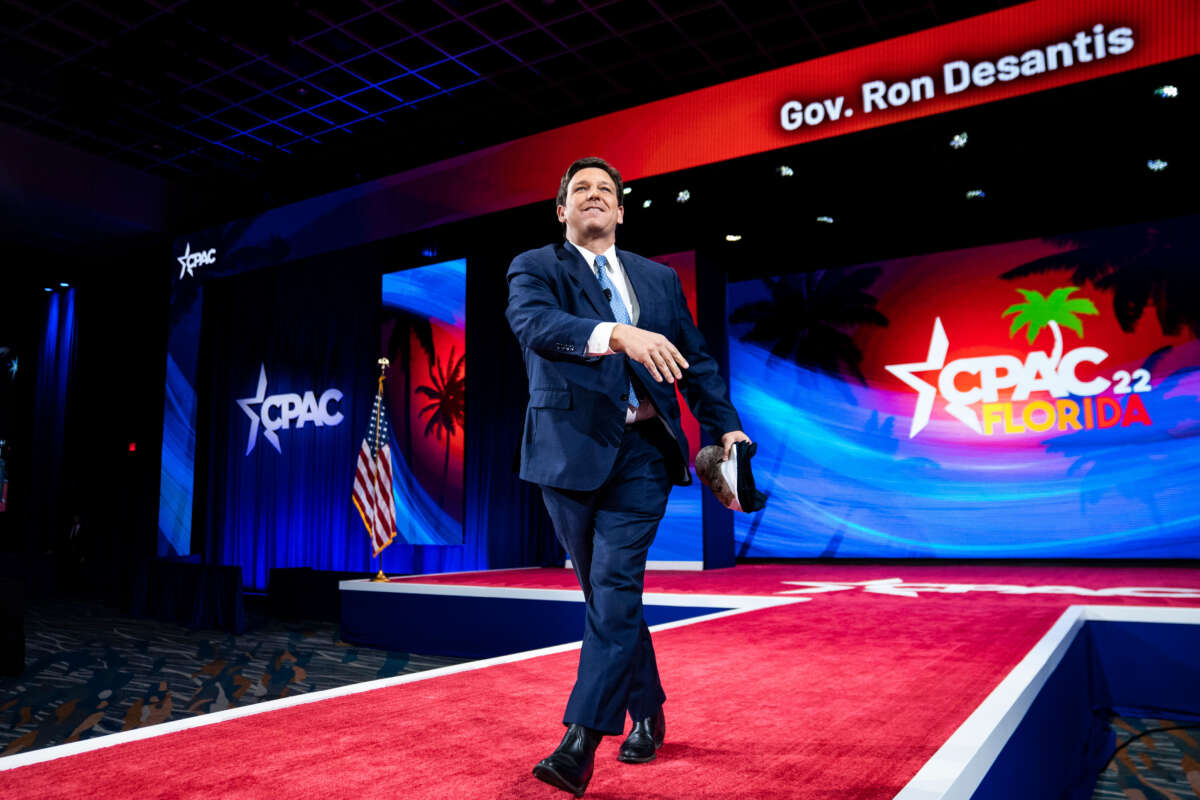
<box><xmin>375</xmin><ymin>358</ymin><xmax>389</xmax><ymax>394</ymax></box>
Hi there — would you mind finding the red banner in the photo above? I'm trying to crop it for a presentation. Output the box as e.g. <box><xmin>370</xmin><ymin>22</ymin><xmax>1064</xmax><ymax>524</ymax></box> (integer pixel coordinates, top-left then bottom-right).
<box><xmin>186</xmin><ymin>0</ymin><xmax>1199</xmax><ymax>257</ymax></box>
<box><xmin>390</xmin><ymin>0</ymin><xmax>1197</xmax><ymax>220</ymax></box>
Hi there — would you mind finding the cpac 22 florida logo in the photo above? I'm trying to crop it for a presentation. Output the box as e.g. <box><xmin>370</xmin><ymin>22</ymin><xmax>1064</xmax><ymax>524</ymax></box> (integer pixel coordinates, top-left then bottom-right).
<box><xmin>237</xmin><ymin>364</ymin><xmax>345</xmax><ymax>454</ymax></box>
<box><xmin>886</xmin><ymin>286</ymin><xmax>1153</xmax><ymax>438</ymax></box>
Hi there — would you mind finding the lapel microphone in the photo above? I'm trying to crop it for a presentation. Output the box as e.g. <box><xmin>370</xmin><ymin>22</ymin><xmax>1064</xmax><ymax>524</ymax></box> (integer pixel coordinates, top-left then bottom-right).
<box><xmin>603</xmin><ymin>288</ymin><xmax>612</xmax><ymax>302</ymax></box>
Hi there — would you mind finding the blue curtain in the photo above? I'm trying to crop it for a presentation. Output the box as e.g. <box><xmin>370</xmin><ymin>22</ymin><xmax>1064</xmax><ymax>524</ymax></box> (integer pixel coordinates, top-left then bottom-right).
<box><xmin>195</xmin><ymin>250</ymin><xmax>558</xmax><ymax>590</ymax></box>
<box><xmin>195</xmin><ymin>260</ymin><xmax>376</xmax><ymax>588</ymax></box>
<box><xmin>29</xmin><ymin>289</ymin><xmax>76</xmax><ymax>550</ymax></box>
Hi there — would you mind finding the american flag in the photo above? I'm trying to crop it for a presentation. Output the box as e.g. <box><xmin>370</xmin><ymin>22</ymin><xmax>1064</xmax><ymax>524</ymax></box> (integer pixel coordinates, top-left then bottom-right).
<box><xmin>352</xmin><ymin>391</ymin><xmax>397</xmax><ymax>556</ymax></box>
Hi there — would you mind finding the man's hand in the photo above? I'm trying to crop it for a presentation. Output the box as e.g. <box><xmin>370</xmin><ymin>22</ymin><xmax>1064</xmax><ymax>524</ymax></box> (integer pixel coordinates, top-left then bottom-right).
<box><xmin>720</xmin><ymin>430</ymin><xmax>751</xmax><ymax>461</ymax></box>
<box><xmin>610</xmin><ymin>323</ymin><xmax>689</xmax><ymax>383</ymax></box>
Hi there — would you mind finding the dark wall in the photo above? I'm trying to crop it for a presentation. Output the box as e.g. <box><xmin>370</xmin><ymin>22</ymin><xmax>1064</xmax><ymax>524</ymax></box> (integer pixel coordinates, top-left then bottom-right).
<box><xmin>67</xmin><ymin>240</ymin><xmax>170</xmax><ymax>600</ymax></box>
<box><xmin>1</xmin><ymin>237</ymin><xmax>169</xmax><ymax>605</ymax></box>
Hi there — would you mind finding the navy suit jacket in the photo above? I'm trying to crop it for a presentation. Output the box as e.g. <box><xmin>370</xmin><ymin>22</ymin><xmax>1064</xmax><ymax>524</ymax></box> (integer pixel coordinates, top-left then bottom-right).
<box><xmin>506</xmin><ymin>242</ymin><xmax>741</xmax><ymax>492</ymax></box>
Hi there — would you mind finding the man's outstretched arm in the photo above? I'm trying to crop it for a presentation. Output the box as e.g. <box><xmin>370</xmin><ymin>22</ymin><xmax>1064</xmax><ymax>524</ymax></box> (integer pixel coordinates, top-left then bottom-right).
<box><xmin>506</xmin><ymin>255</ymin><xmax>601</xmax><ymax>360</ymax></box>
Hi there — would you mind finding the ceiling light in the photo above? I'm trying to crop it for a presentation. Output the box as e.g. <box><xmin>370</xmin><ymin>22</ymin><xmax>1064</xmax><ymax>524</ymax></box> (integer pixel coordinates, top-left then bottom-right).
<box><xmin>777</xmin><ymin>165</ymin><xmax>794</xmax><ymax>177</ymax></box>
<box><xmin>642</xmin><ymin>199</ymin><xmax>652</xmax><ymax>209</ymax></box>
<box><xmin>1154</xmin><ymin>85</ymin><xmax>1178</xmax><ymax>98</ymax></box>
<box><xmin>725</xmin><ymin>234</ymin><xmax>742</xmax><ymax>242</ymax></box>
<box><xmin>816</xmin><ymin>216</ymin><xmax>834</xmax><ymax>224</ymax></box>
<box><xmin>59</xmin><ymin>281</ymin><xmax>69</xmax><ymax>287</ymax></box>
<box><xmin>43</xmin><ymin>287</ymin><xmax>52</xmax><ymax>292</ymax></box>
<box><xmin>965</xmin><ymin>189</ymin><xmax>986</xmax><ymax>199</ymax></box>
<box><xmin>950</xmin><ymin>132</ymin><xmax>968</xmax><ymax>149</ymax></box>
<box><xmin>1147</xmin><ymin>159</ymin><xmax>1168</xmax><ymax>172</ymax></box>
<box><xmin>676</xmin><ymin>190</ymin><xmax>690</xmax><ymax>204</ymax></box>
<box><xmin>622</xmin><ymin>186</ymin><xmax>632</xmax><ymax>195</ymax></box>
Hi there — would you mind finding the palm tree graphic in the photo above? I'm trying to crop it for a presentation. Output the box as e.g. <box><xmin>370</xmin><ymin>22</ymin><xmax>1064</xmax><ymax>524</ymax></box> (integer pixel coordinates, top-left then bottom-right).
<box><xmin>729</xmin><ymin>268</ymin><xmax>889</xmax><ymax>386</ymax></box>
<box><xmin>1000</xmin><ymin>217</ymin><xmax>1200</xmax><ymax>338</ymax></box>
<box><xmin>729</xmin><ymin>268</ymin><xmax>889</xmax><ymax>558</ymax></box>
<box><xmin>416</xmin><ymin>346</ymin><xmax>466</xmax><ymax>497</ymax></box>
<box><xmin>1001</xmin><ymin>287</ymin><xmax>1098</xmax><ymax>366</ymax></box>
<box><xmin>387</xmin><ymin>311</ymin><xmax>435</xmax><ymax>462</ymax></box>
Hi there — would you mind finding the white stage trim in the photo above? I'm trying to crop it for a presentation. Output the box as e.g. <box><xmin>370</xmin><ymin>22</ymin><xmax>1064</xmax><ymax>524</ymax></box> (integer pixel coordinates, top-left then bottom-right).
<box><xmin>338</xmin><ymin>578</ymin><xmax>800</xmax><ymax>609</ymax></box>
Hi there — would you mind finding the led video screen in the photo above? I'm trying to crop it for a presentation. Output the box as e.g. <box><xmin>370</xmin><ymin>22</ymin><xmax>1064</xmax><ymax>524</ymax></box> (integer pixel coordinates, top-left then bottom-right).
<box><xmin>728</xmin><ymin>215</ymin><xmax>1200</xmax><ymax>558</ymax></box>
<box><xmin>380</xmin><ymin>259</ymin><xmax>466</xmax><ymax>545</ymax></box>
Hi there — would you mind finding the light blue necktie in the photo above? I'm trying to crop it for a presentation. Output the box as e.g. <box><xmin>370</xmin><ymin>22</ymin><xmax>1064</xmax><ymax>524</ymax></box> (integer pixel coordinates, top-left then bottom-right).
<box><xmin>594</xmin><ymin>254</ymin><xmax>639</xmax><ymax>409</ymax></box>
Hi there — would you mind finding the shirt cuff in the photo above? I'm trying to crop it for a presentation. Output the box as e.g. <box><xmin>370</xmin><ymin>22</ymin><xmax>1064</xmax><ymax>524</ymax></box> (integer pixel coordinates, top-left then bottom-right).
<box><xmin>586</xmin><ymin>322</ymin><xmax>618</xmax><ymax>356</ymax></box>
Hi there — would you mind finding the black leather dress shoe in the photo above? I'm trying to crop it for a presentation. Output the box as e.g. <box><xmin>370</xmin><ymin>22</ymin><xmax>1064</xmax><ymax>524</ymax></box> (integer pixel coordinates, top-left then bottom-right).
<box><xmin>532</xmin><ymin>724</ymin><xmax>604</xmax><ymax>797</ymax></box>
<box><xmin>617</xmin><ymin>708</ymin><xmax>665</xmax><ymax>763</ymax></box>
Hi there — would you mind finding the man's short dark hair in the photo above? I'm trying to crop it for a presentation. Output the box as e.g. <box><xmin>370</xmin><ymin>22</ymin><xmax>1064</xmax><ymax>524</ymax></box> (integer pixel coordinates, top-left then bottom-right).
<box><xmin>556</xmin><ymin>157</ymin><xmax>623</xmax><ymax>208</ymax></box>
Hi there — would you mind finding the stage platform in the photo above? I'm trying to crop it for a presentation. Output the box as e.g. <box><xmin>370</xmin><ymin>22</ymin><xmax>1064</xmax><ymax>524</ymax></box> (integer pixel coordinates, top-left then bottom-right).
<box><xmin>337</xmin><ymin>570</ymin><xmax>797</xmax><ymax>658</ymax></box>
<box><xmin>4</xmin><ymin>563</ymin><xmax>1200</xmax><ymax>799</ymax></box>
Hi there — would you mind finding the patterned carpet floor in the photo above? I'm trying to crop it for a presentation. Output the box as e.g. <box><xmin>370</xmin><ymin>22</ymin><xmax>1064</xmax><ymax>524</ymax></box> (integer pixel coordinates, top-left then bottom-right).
<box><xmin>0</xmin><ymin>597</ymin><xmax>467</xmax><ymax>757</ymax></box>
<box><xmin>1093</xmin><ymin>716</ymin><xmax>1200</xmax><ymax>799</ymax></box>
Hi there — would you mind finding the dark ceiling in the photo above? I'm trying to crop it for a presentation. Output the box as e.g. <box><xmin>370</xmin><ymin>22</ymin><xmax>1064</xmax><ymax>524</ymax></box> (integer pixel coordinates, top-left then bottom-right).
<box><xmin>0</xmin><ymin>0</ymin><xmax>1026</xmax><ymax>214</ymax></box>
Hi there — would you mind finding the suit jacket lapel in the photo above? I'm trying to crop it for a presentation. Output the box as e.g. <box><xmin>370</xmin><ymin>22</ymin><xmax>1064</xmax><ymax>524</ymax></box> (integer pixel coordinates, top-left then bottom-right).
<box><xmin>618</xmin><ymin>249</ymin><xmax>656</xmax><ymax>328</ymax></box>
<box><xmin>558</xmin><ymin>243</ymin><xmax>613</xmax><ymax>321</ymax></box>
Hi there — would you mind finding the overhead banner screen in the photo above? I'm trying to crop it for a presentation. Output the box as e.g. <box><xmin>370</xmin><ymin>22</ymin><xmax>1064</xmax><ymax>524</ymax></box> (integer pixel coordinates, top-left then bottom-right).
<box><xmin>170</xmin><ymin>0</ymin><xmax>1199</xmax><ymax>276</ymax></box>
<box><xmin>728</xmin><ymin>214</ymin><xmax>1200</xmax><ymax>558</ymax></box>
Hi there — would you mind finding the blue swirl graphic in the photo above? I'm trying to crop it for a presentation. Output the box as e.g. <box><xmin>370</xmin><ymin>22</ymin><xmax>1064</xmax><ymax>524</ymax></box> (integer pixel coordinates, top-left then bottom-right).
<box><xmin>381</xmin><ymin>259</ymin><xmax>466</xmax><ymax>327</ymax></box>
<box><xmin>388</xmin><ymin>426</ymin><xmax>462</xmax><ymax>546</ymax></box>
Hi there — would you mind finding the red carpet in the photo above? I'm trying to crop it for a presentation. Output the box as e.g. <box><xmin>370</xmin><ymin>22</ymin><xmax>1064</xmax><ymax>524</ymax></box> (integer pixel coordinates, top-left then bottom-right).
<box><xmin>4</xmin><ymin>565</ymin><xmax>1199</xmax><ymax>799</ymax></box>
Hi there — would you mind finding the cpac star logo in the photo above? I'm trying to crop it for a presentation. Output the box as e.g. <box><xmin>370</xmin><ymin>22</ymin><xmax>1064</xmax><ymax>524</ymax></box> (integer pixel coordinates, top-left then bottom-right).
<box><xmin>776</xmin><ymin>578</ymin><xmax>1200</xmax><ymax>599</ymax></box>
<box><xmin>237</xmin><ymin>364</ymin><xmax>346</xmax><ymax>455</ymax></box>
<box><xmin>177</xmin><ymin>242</ymin><xmax>217</xmax><ymax>279</ymax></box>
<box><xmin>884</xmin><ymin>317</ymin><xmax>951</xmax><ymax>438</ymax></box>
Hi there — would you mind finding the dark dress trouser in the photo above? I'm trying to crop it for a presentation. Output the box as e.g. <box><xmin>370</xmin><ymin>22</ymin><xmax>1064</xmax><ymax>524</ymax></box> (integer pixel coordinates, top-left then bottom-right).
<box><xmin>539</xmin><ymin>419</ymin><xmax>674</xmax><ymax>735</ymax></box>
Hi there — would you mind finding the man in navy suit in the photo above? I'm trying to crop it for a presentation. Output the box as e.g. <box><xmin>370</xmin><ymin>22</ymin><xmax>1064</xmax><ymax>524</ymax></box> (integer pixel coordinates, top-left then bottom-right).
<box><xmin>506</xmin><ymin>157</ymin><xmax>749</xmax><ymax>796</ymax></box>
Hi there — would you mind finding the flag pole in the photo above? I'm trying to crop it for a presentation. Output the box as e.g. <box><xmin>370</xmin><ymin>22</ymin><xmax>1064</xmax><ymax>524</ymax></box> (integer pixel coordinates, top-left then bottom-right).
<box><xmin>370</xmin><ymin>357</ymin><xmax>391</xmax><ymax>583</ymax></box>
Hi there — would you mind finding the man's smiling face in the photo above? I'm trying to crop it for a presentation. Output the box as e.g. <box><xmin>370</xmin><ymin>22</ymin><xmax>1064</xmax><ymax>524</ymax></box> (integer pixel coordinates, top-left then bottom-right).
<box><xmin>557</xmin><ymin>167</ymin><xmax>624</xmax><ymax>244</ymax></box>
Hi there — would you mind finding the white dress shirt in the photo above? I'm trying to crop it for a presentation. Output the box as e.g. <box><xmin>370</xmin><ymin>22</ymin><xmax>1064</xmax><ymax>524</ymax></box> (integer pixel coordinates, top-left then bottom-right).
<box><xmin>566</xmin><ymin>239</ymin><xmax>658</xmax><ymax>424</ymax></box>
